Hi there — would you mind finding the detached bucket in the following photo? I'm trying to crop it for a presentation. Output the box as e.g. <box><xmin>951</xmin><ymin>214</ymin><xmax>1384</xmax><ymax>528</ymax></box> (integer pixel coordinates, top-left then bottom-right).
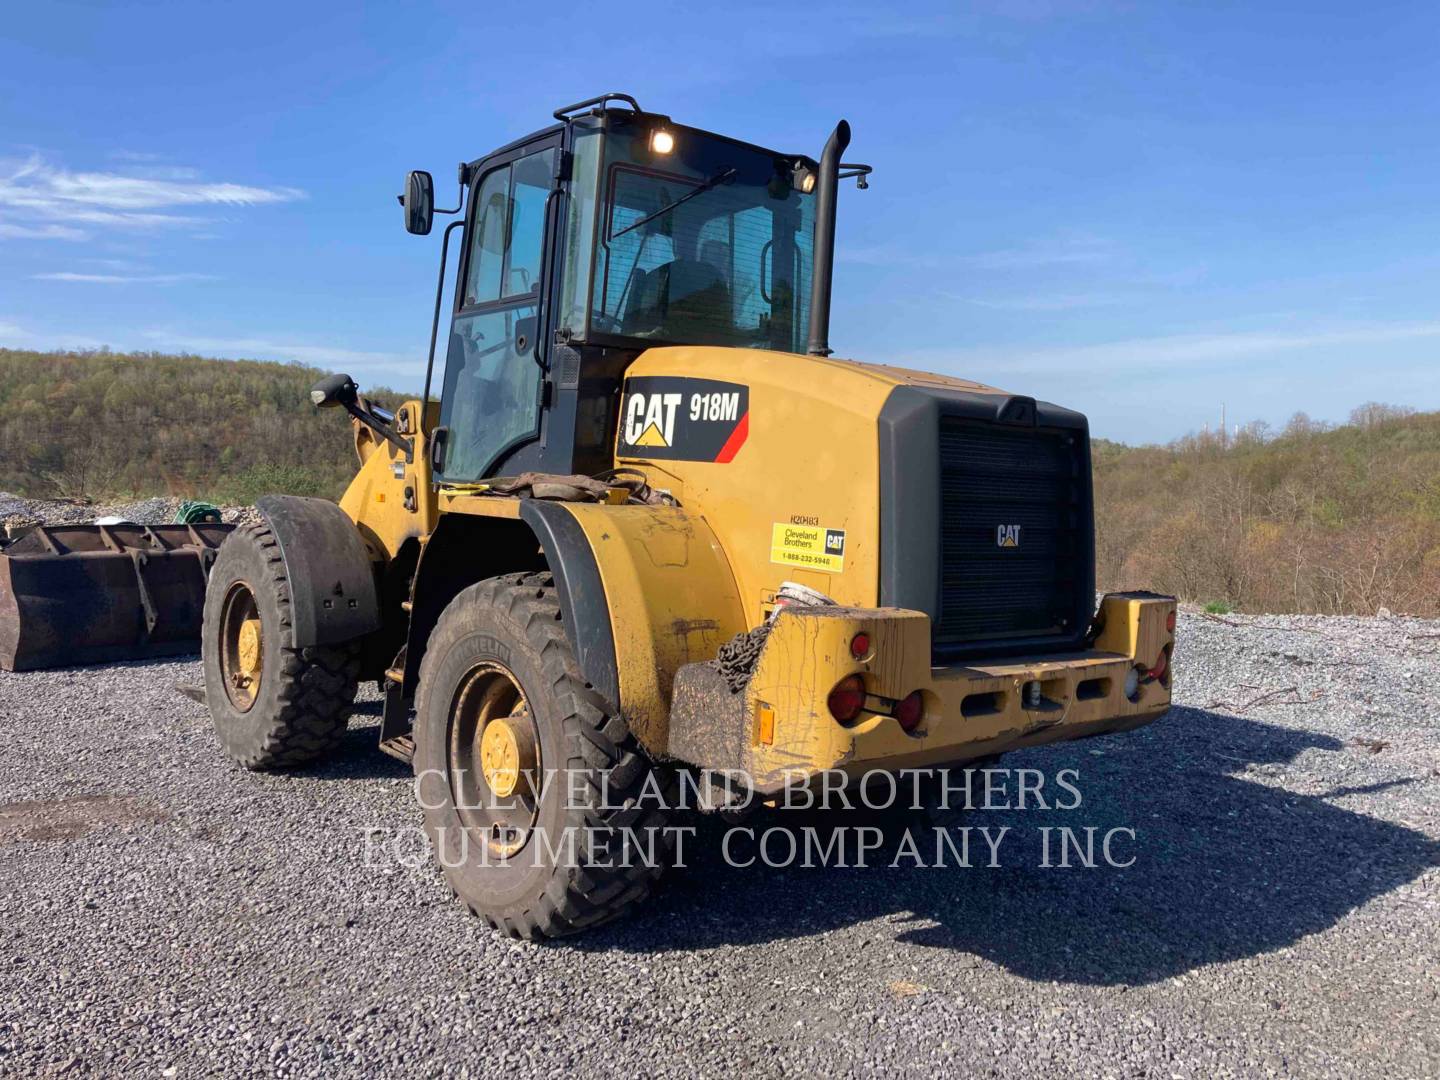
<box><xmin>0</xmin><ymin>522</ymin><xmax>234</xmax><ymax>671</ymax></box>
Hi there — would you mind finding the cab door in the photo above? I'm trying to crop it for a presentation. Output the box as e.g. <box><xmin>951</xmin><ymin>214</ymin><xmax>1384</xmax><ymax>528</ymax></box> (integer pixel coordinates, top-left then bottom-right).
<box><xmin>434</xmin><ymin>136</ymin><xmax>561</xmax><ymax>483</ymax></box>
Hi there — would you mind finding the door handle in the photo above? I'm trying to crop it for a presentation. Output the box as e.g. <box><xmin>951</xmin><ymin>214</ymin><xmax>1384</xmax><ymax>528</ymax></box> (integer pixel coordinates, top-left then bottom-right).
<box><xmin>429</xmin><ymin>426</ymin><xmax>449</xmax><ymax>473</ymax></box>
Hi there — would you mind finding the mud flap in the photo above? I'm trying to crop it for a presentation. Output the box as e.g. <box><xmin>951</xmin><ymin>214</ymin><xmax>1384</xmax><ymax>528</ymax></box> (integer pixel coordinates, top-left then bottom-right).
<box><xmin>253</xmin><ymin>495</ymin><xmax>381</xmax><ymax>646</ymax></box>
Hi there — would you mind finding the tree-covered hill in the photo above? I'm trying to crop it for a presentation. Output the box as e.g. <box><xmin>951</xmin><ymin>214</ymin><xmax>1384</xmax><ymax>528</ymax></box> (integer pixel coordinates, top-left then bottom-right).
<box><xmin>0</xmin><ymin>348</ymin><xmax>402</xmax><ymax>504</ymax></box>
<box><xmin>1094</xmin><ymin>404</ymin><xmax>1440</xmax><ymax>615</ymax></box>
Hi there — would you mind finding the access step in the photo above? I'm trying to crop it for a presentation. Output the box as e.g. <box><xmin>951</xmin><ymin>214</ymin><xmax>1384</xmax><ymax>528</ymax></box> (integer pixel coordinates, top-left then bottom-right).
<box><xmin>378</xmin><ymin>733</ymin><xmax>415</xmax><ymax>764</ymax></box>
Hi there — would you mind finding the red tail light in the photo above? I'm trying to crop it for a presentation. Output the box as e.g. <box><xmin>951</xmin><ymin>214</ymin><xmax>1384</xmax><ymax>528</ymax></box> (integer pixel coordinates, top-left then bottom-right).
<box><xmin>849</xmin><ymin>632</ymin><xmax>871</xmax><ymax>660</ymax></box>
<box><xmin>1166</xmin><ymin>610</ymin><xmax>1176</xmax><ymax>633</ymax></box>
<box><xmin>827</xmin><ymin>674</ymin><xmax>866</xmax><ymax>723</ymax></box>
<box><xmin>1149</xmin><ymin>650</ymin><xmax>1168</xmax><ymax>681</ymax></box>
<box><xmin>895</xmin><ymin>691</ymin><xmax>925</xmax><ymax>733</ymax></box>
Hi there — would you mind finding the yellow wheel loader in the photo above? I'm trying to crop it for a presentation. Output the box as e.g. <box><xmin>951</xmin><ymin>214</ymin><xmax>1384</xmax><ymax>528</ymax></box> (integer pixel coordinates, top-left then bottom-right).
<box><xmin>201</xmin><ymin>93</ymin><xmax>1176</xmax><ymax>939</ymax></box>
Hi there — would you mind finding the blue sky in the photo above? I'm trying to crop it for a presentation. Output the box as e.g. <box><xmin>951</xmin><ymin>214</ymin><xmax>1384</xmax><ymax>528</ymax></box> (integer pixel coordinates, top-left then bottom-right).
<box><xmin>3</xmin><ymin>0</ymin><xmax>1438</xmax><ymax>443</ymax></box>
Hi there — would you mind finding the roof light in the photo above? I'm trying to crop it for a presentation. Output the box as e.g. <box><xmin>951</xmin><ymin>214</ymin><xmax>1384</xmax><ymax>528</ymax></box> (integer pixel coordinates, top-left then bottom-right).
<box><xmin>650</xmin><ymin>129</ymin><xmax>675</xmax><ymax>155</ymax></box>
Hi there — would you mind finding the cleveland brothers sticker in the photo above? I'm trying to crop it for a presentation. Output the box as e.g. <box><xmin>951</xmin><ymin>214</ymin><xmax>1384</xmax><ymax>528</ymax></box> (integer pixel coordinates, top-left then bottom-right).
<box><xmin>771</xmin><ymin>522</ymin><xmax>846</xmax><ymax>573</ymax></box>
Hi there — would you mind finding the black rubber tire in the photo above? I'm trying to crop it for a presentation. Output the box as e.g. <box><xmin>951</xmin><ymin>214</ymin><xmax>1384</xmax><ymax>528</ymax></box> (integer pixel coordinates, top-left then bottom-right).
<box><xmin>201</xmin><ymin>522</ymin><xmax>361</xmax><ymax>770</ymax></box>
<box><xmin>414</xmin><ymin>572</ymin><xmax>673</xmax><ymax>940</ymax></box>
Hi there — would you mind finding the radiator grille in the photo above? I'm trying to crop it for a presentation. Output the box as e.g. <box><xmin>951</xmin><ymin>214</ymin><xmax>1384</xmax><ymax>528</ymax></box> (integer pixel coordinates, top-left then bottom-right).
<box><xmin>934</xmin><ymin>420</ymin><xmax>1086</xmax><ymax>645</ymax></box>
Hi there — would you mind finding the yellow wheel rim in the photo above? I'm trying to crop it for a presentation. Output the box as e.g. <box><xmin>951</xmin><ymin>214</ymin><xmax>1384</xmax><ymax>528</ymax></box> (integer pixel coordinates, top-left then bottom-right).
<box><xmin>480</xmin><ymin>716</ymin><xmax>537</xmax><ymax>799</ymax></box>
<box><xmin>237</xmin><ymin>618</ymin><xmax>262</xmax><ymax>678</ymax></box>
<box><xmin>449</xmin><ymin>664</ymin><xmax>542</xmax><ymax>857</ymax></box>
<box><xmin>219</xmin><ymin>582</ymin><xmax>263</xmax><ymax>712</ymax></box>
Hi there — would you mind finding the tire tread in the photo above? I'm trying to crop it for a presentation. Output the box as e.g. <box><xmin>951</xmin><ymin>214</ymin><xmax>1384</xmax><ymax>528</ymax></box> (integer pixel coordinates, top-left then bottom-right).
<box><xmin>208</xmin><ymin>522</ymin><xmax>361</xmax><ymax>771</ymax></box>
<box><xmin>416</xmin><ymin>571</ymin><xmax>671</xmax><ymax>940</ymax></box>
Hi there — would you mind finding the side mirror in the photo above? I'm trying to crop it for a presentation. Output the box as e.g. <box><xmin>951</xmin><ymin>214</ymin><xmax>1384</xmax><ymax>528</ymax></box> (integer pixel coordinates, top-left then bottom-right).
<box><xmin>310</xmin><ymin>372</ymin><xmax>359</xmax><ymax>409</ymax></box>
<box><xmin>401</xmin><ymin>170</ymin><xmax>434</xmax><ymax>236</ymax></box>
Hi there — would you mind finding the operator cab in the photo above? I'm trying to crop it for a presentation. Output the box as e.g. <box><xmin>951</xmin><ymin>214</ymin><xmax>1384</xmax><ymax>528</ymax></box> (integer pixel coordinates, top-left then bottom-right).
<box><xmin>400</xmin><ymin>93</ymin><xmax>869</xmax><ymax>484</ymax></box>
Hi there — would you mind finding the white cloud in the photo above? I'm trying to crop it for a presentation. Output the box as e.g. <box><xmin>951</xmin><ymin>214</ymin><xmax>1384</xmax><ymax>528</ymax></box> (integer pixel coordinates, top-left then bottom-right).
<box><xmin>904</xmin><ymin>320</ymin><xmax>1440</xmax><ymax>377</ymax></box>
<box><xmin>0</xmin><ymin>221</ymin><xmax>87</xmax><ymax>240</ymax></box>
<box><xmin>117</xmin><ymin>165</ymin><xmax>203</xmax><ymax>182</ymax></box>
<box><xmin>0</xmin><ymin>319</ymin><xmax>419</xmax><ymax>377</ymax></box>
<box><xmin>0</xmin><ymin>152</ymin><xmax>304</xmax><ymax>238</ymax></box>
<box><xmin>0</xmin><ymin>318</ymin><xmax>111</xmax><ymax>352</ymax></box>
<box><xmin>82</xmin><ymin>258</ymin><xmax>147</xmax><ymax>271</ymax></box>
<box><xmin>34</xmin><ymin>272</ymin><xmax>217</xmax><ymax>284</ymax></box>
<box><xmin>960</xmin><ymin>243</ymin><xmax>1114</xmax><ymax>271</ymax></box>
<box><xmin>841</xmin><ymin>234</ymin><xmax>1115</xmax><ymax>272</ymax></box>
<box><xmin>141</xmin><ymin>330</ymin><xmax>420</xmax><ymax>373</ymax></box>
<box><xmin>956</xmin><ymin>291</ymin><xmax>1130</xmax><ymax>311</ymax></box>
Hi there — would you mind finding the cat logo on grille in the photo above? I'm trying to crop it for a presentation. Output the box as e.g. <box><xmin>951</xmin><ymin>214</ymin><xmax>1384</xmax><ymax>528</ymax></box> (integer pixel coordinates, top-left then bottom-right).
<box><xmin>996</xmin><ymin>524</ymin><xmax>1022</xmax><ymax>548</ymax></box>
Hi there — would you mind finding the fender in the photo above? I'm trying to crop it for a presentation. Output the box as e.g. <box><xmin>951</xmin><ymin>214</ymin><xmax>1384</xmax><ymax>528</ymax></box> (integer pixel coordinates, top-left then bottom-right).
<box><xmin>396</xmin><ymin>498</ymin><xmax>745</xmax><ymax>758</ymax></box>
<box><xmin>543</xmin><ymin>501</ymin><xmax>747</xmax><ymax>754</ymax></box>
<box><xmin>253</xmin><ymin>495</ymin><xmax>382</xmax><ymax>646</ymax></box>
<box><xmin>519</xmin><ymin>501</ymin><xmax>622</xmax><ymax>710</ymax></box>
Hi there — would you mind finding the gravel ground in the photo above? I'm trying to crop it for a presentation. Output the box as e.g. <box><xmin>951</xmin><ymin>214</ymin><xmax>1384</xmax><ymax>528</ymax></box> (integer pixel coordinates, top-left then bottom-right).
<box><xmin>0</xmin><ymin>493</ymin><xmax>259</xmax><ymax>531</ymax></box>
<box><xmin>0</xmin><ymin>611</ymin><xmax>1437</xmax><ymax>1078</ymax></box>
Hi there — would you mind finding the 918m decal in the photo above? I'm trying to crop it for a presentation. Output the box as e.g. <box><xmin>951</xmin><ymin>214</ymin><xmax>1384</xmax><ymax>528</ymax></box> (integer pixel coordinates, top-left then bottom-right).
<box><xmin>617</xmin><ymin>376</ymin><xmax>750</xmax><ymax>463</ymax></box>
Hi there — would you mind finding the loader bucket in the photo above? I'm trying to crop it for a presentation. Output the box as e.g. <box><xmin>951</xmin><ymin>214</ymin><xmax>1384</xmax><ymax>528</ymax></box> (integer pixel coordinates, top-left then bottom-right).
<box><xmin>0</xmin><ymin>522</ymin><xmax>234</xmax><ymax>672</ymax></box>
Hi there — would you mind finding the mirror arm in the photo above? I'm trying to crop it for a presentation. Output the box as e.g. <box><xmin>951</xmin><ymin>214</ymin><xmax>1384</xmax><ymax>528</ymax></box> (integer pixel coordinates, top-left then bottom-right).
<box><xmin>345</xmin><ymin>401</ymin><xmax>412</xmax><ymax>458</ymax></box>
<box><xmin>433</xmin><ymin>175</ymin><xmax>465</xmax><ymax>215</ymax></box>
<box><xmin>422</xmin><ymin>219</ymin><xmax>467</xmax><ymax>413</ymax></box>
<box><xmin>433</xmin><ymin>162</ymin><xmax>471</xmax><ymax>215</ymax></box>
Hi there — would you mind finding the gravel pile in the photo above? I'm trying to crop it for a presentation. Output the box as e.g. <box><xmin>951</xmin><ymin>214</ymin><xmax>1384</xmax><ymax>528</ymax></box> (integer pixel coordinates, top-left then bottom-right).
<box><xmin>0</xmin><ymin>611</ymin><xmax>1436</xmax><ymax>1077</ymax></box>
<box><xmin>0</xmin><ymin>493</ymin><xmax>260</xmax><ymax>531</ymax></box>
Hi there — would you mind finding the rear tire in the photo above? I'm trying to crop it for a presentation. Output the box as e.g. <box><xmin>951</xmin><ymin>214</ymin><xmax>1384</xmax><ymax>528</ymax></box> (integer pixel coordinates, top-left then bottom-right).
<box><xmin>414</xmin><ymin>572</ymin><xmax>672</xmax><ymax>940</ymax></box>
<box><xmin>202</xmin><ymin>522</ymin><xmax>361</xmax><ymax>770</ymax></box>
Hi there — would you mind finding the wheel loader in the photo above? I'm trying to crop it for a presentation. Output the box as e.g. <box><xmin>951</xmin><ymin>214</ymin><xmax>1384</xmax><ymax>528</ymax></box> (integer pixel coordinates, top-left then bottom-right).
<box><xmin>200</xmin><ymin>93</ymin><xmax>1176</xmax><ymax>939</ymax></box>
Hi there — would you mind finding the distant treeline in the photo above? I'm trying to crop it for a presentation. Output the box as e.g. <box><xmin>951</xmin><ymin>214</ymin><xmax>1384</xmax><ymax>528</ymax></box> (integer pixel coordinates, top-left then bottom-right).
<box><xmin>0</xmin><ymin>348</ymin><xmax>399</xmax><ymax>505</ymax></box>
<box><xmin>1094</xmin><ymin>404</ymin><xmax>1440</xmax><ymax>616</ymax></box>
<box><xmin>3</xmin><ymin>349</ymin><xmax>1435</xmax><ymax>615</ymax></box>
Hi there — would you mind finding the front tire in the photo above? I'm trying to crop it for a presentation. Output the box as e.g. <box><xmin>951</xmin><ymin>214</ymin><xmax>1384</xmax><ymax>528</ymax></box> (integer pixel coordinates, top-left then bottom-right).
<box><xmin>414</xmin><ymin>572</ymin><xmax>672</xmax><ymax>939</ymax></box>
<box><xmin>201</xmin><ymin>522</ymin><xmax>361</xmax><ymax>770</ymax></box>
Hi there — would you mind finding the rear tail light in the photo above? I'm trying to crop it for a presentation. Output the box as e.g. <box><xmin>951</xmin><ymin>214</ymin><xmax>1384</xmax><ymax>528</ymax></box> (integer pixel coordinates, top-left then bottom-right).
<box><xmin>827</xmin><ymin>674</ymin><xmax>866</xmax><ymax>723</ymax></box>
<box><xmin>895</xmin><ymin>691</ymin><xmax>925</xmax><ymax>733</ymax></box>
<box><xmin>1166</xmin><ymin>610</ymin><xmax>1176</xmax><ymax>633</ymax></box>
<box><xmin>1149</xmin><ymin>650</ymin><xmax>1169</xmax><ymax>682</ymax></box>
<box><xmin>849</xmin><ymin>632</ymin><xmax>871</xmax><ymax>660</ymax></box>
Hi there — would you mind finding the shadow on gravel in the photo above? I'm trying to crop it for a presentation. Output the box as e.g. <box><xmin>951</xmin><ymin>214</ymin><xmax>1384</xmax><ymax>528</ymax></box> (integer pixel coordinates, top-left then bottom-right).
<box><xmin>585</xmin><ymin>706</ymin><xmax>1440</xmax><ymax>986</ymax></box>
<box><xmin>300</xmin><ymin>719</ymin><xmax>411</xmax><ymax>782</ymax></box>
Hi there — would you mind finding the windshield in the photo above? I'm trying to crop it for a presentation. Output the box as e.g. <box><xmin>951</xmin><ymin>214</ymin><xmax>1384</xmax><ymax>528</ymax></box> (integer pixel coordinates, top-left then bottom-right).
<box><xmin>565</xmin><ymin>118</ymin><xmax>816</xmax><ymax>353</ymax></box>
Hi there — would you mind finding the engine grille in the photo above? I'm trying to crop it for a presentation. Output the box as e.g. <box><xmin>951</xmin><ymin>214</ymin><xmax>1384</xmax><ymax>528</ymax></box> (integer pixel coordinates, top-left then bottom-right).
<box><xmin>934</xmin><ymin>419</ymin><xmax>1087</xmax><ymax>646</ymax></box>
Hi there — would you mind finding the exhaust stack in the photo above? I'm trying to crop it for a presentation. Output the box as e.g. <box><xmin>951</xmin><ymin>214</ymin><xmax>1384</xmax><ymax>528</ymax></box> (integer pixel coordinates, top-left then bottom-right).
<box><xmin>806</xmin><ymin>119</ymin><xmax>851</xmax><ymax>358</ymax></box>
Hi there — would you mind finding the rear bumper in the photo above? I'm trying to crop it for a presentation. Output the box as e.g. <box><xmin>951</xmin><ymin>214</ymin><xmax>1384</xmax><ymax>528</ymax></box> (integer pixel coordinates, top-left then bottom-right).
<box><xmin>667</xmin><ymin>592</ymin><xmax>1174</xmax><ymax>794</ymax></box>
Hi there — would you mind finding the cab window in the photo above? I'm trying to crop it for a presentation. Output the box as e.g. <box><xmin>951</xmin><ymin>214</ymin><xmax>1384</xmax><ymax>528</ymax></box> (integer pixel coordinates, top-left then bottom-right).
<box><xmin>440</xmin><ymin>144</ymin><xmax>556</xmax><ymax>483</ymax></box>
<box><xmin>463</xmin><ymin>151</ymin><xmax>554</xmax><ymax>307</ymax></box>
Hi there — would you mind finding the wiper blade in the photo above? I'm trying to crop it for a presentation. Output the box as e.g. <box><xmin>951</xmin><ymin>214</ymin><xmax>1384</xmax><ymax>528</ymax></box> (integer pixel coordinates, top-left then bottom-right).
<box><xmin>612</xmin><ymin>167</ymin><xmax>737</xmax><ymax>240</ymax></box>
